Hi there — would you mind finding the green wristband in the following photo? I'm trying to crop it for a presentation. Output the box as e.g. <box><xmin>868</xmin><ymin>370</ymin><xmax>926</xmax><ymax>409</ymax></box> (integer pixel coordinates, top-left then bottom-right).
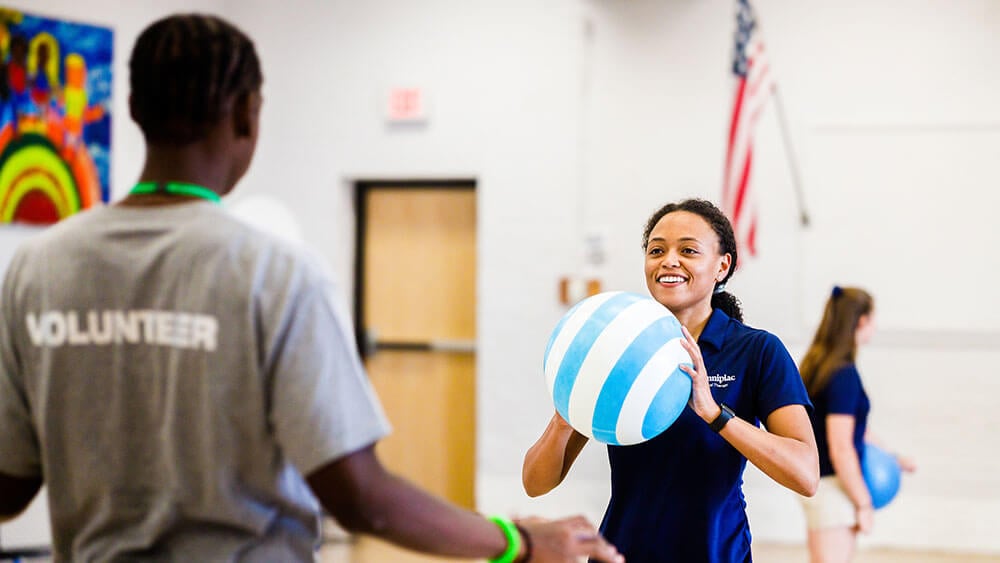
<box><xmin>488</xmin><ymin>516</ymin><xmax>521</xmax><ymax>563</ymax></box>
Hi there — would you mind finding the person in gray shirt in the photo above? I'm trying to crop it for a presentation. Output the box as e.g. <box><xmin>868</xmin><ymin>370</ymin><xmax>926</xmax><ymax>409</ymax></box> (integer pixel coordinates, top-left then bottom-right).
<box><xmin>0</xmin><ymin>13</ymin><xmax>622</xmax><ymax>563</ymax></box>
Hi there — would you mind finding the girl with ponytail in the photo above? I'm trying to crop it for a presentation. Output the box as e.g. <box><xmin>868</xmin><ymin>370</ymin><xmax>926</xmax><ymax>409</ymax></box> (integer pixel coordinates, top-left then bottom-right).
<box><xmin>799</xmin><ymin>286</ymin><xmax>916</xmax><ymax>562</ymax></box>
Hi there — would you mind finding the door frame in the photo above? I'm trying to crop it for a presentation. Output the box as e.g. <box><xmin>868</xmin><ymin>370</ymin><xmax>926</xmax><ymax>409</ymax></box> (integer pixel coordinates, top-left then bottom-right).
<box><xmin>352</xmin><ymin>179</ymin><xmax>477</xmax><ymax>359</ymax></box>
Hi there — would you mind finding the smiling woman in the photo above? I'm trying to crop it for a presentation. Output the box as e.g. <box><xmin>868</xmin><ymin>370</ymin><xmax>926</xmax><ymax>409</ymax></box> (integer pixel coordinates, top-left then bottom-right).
<box><xmin>641</xmin><ymin>198</ymin><xmax>741</xmax><ymax>330</ymax></box>
<box><xmin>523</xmin><ymin>198</ymin><xmax>820</xmax><ymax>563</ymax></box>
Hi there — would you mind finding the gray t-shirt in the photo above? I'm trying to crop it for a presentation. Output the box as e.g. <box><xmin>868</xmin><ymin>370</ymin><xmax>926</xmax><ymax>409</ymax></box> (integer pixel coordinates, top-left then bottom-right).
<box><xmin>0</xmin><ymin>201</ymin><xmax>390</xmax><ymax>562</ymax></box>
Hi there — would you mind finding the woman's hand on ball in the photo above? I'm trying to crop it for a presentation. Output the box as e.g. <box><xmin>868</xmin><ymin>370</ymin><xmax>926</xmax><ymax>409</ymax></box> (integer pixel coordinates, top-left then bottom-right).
<box><xmin>678</xmin><ymin>325</ymin><xmax>721</xmax><ymax>424</ymax></box>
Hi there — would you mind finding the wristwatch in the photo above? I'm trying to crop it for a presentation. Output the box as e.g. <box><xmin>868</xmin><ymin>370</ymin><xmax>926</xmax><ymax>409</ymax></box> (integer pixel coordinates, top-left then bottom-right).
<box><xmin>709</xmin><ymin>404</ymin><xmax>736</xmax><ymax>433</ymax></box>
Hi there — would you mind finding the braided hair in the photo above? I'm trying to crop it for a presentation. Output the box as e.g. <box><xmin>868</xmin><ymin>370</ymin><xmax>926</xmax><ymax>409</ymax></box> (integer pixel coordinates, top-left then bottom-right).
<box><xmin>642</xmin><ymin>198</ymin><xmax>743</xmax><ymax>321</ymax></box>
<box><xmin>129</xmin><ymin>14</ymin><xmax>262</xmax><ymax>144</ymax></box>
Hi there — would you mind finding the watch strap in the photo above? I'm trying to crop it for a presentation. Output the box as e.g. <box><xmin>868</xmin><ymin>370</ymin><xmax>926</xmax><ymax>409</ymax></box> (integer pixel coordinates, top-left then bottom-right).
<box><xmin>709</xmin><ymin>403</ymin><xmax>736</xmax><ymax>433</ymax></box>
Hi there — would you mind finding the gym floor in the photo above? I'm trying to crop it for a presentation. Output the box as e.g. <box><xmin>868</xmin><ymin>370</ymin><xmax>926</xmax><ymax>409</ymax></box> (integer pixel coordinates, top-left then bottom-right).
<box><xmin>4</xmin><ymin>537</ymin><xmax>997</xmax><ymax>561</ymax></box>
<box><xmin>319</xmin><ymin>536</ymin><xmax>1000</xmax><ymax>562</ymax></box>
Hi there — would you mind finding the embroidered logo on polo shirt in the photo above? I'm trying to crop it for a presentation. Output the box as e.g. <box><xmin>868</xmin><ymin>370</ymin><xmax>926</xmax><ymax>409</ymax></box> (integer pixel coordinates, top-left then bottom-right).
<box><xmin>708</xmin><ymin>373</ymin><xmax>737</xmax><ymax>388</ymax></box>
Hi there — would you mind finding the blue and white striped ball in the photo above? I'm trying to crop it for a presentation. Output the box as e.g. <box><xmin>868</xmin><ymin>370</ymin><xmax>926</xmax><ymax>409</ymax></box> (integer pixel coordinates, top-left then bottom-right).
<box><xmin>543</xmin><ymin>291</ymin><xmax>693</xmax><ymax>445</ymax></box>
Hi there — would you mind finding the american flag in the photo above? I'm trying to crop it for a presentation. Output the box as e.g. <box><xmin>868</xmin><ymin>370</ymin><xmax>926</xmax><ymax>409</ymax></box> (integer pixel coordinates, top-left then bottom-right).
<box><xmin>722</xmin><ymin>0</ymin><xmax>774</xmax><ymax>258</ymax></box>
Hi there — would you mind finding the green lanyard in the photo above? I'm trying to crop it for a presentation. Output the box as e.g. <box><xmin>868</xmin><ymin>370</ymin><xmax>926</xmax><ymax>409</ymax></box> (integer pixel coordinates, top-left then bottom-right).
<box><xmin>129</xmin><ymin>181</ymin><xmax>221</xmax><ymax>204</ymax></box>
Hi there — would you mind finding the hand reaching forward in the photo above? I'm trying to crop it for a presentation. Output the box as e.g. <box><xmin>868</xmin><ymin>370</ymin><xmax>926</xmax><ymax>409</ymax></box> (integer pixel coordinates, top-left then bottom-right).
<box><xmin>517</xmin><ymin>515</ymin><xmax>624</xmax><ymax>563</ymax></box>
<box><xmin>678</xmin><ymin>325</ymin><xmax>721</xmax><ymax>423</ymax></box>
<box><xmin>896</xmin><ymin>454</ymin><xmax>917</xmax><ymax>473</ymax></box>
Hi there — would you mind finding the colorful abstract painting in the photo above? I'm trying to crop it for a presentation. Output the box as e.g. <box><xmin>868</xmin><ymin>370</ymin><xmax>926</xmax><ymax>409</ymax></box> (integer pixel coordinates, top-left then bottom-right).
<box><xmin>0</xmin><ymin>8</ymin><xmax>111</xmax><ymax>225</ymax></box>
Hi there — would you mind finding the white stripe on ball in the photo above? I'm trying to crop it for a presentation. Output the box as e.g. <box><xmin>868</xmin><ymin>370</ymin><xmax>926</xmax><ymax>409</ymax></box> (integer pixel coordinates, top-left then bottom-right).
<box><xmin>567</xmin><ymin>298</ymin><xmax>675</xmax><ymax>438</ymax></box>
<box><xmin>543</xmin><ymin>291</ymin><xmax>621</xmax><ymax>398</ymax></box>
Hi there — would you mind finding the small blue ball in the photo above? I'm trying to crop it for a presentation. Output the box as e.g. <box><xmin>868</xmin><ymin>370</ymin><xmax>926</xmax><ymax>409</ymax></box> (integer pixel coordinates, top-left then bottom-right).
<box><xmin>862</xmin><ymin>443</ymin><xmax>902</xmax><ymax>509</ymax></box>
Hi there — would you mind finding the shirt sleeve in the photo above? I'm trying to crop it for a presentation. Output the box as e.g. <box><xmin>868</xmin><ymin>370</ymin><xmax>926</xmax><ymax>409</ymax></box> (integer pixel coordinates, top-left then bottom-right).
<box><xmin>0</xmin><ymin>252</ymin><xmax>42</xmax><ymax>478</ymax></box>
<box><xmin>825</xmin><ymin>365</ymin><xmax>862</xmax><ymax>415</ymax></box>
<box><xmin>264</xmin><ymin>259</ymin><xmax>391</xmax><ymax>476</ymax></box>
<box><xmin>753</xmin><ymin>331</ymin><xmax>813</xmax><ymax>421</ymax></box>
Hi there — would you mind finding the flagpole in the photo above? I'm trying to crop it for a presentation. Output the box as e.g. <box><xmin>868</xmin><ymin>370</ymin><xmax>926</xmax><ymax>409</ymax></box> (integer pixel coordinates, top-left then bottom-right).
<box><xmin>771</xmin><ymin>84</ymin><xmax>810</xmax><ymax>228</ymax></box>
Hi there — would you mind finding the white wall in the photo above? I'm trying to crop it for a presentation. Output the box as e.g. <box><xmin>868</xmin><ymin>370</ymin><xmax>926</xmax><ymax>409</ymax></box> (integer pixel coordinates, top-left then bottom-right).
<box><xmin>528</xmin><ymin>0</ymin><xmax>1000</xmax><ymax>553</ymax></box>
<box><xmin>223</xmin><ymin>0</ymin><xmax>594</xmax><ymax>484</ymax></box>
<box><xmin>4</xmin><ymin>0</ymin><xmax>998</xmax><ymax>556</ymax></box>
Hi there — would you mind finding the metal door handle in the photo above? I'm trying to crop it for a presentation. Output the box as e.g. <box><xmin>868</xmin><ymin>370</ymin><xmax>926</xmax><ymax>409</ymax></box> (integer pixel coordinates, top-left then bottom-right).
<box><xmin>365</xmin><ymin>334</ymin><xmax>476</xmax><ymax>355</ymax></box>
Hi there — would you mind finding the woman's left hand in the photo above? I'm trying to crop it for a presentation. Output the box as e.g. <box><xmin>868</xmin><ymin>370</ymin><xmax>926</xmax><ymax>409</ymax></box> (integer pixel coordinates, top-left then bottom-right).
<box><xmin>678</xmin><ymin>325</ymin><xmax>721</xmax><ymax>424</ymax></box>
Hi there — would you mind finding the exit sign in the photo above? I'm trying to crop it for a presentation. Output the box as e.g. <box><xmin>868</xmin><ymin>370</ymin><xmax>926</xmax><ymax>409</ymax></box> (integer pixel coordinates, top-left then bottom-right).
<box><xmin>386</xmin><ymin>87</ymin><xmax>428</xmax><ymax>123</ymax></box>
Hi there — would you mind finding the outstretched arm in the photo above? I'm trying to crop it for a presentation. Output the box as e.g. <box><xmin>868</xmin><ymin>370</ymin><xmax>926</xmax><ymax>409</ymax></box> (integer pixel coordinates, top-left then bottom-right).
<box><xmin>0</xmin><ymin>472</ymin><xmax>41</xmax><ymax>523</ymax></box>
<box><xmin>680</xmin><ymin>326</ymin><xmax>819</xmax><ymax>497</ymax></box>
<box><xmin>307</xmin><ymin>444</ymin><xmax>622</xmax><ymax>562</ymax></box>
<box><xmin>522</xmin><ymin>412</ymin><xmax>590</xmax><ymax>497</ymax></box>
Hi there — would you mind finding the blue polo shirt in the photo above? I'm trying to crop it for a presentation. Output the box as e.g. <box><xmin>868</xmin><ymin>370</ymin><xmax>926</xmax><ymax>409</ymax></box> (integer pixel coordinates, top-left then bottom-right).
<box><xmin>598</xmin><ymin>308</ymin><xmax>811</xmax><ymax>563</ymax></box>
<box><xmin>808</xmin><ymin>364</ymin><xmax>869</xmax><ymax>476</ymax></box>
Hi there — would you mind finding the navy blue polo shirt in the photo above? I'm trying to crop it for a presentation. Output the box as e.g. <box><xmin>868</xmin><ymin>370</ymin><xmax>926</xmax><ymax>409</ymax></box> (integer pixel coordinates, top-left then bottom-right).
<box><xmin>598</xmin><ymin>308</ymin><xmax>811</xmax><ymax>563</ymax></box>
<box><xmin>808</xmin><ymin>364</ymin><xmax>869</xmax><ymax>476</ymax></box>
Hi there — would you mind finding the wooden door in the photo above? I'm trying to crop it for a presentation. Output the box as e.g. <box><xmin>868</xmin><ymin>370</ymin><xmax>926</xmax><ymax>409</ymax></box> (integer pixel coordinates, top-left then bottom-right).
<box><xmin>359</xmin><ymin>185</ymin><xmax>476</xmax><ymax>509</ymax></box>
